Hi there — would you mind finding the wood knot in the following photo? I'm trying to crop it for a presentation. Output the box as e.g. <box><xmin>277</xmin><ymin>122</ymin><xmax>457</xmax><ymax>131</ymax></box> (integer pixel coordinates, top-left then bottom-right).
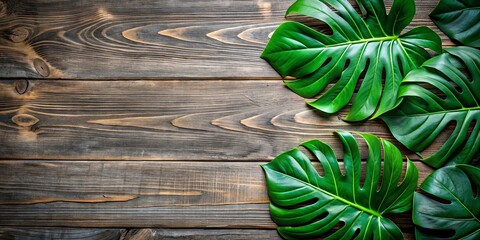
<box><xmin>12</xmin><ymin>114</ymin><xmax>39</xmax><ymax>127</ymax></box>
<box><xmin>14</xmin><ymin>80</ymin><xmax>29</xmax><ymax>94</ymax></box>
<box><xmin>10</xmin><ymin>27</ymin><xmax>30</xmax><ymax>43</ymax></box>
<box><xmin>33</xmin><ymin>58</ymin><xmax>50</xmax><ymax>77</ymax></box>
<box><xmin>0</xmin><ymin>1</ymin><xmax>6</xmax><ymax>18</ymax></box>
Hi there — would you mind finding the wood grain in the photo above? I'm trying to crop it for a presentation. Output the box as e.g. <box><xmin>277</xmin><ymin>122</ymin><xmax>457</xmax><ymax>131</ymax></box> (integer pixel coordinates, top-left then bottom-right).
<box><xmin>0</xmin><ymin>160</ymin><xmax>431</xmax><ymax>234</ymax></box>
<box><xmin>0</xmin><ymin>228</ymin><xmax>283</xmax><ymax>240</ymax></box>
<box><xmin>0</xmin><ymin>228</ymin><xmax>125</xmax><ymax>240</ymax></box>
<box><xmin>120</xmin><ymin>229</ymin><xmax>282</xmax><ymax>240</ymax></box>
<box><xmin>0</xmin><ymin>1</ymin><xmax>455</xmax><ymax>239</ymax></box>
<box><xmin>0</xmin><ymin>0</ymin><xmax>453</xmax><ymax>79</ymax></box>
<box><xmin>0</xmin><ymin>80</ymin><xmax>452</xmax><ymax>161</ymax></box>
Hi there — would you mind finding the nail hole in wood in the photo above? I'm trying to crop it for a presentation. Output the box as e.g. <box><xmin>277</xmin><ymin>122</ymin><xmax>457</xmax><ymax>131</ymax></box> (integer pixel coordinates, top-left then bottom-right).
<box><xmin>33</xmin><ymin>58</ymin><xmax>50</xmax><ymax>77</ymax></box>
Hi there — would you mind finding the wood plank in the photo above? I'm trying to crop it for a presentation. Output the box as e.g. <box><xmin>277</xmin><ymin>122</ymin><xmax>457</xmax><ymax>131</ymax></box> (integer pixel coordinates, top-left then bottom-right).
<box><xmin>0</xmin><ymin>228</ymin><xmax>125</xmax><ymax>240</ymax></box>
<box><xmin>121</xmin><ymin>228</ymin><xmax>282</xmax><ymax>240</ymax></box>
<box><xmin>121</xmin><ymin>228</ymin><xmax>412</xmax><ymax>240</ymax></box>
<box><xmin>0</xmin><ymin>80</ymin><xmax>451</xmax><ymax>161</ymax></box>
<box><xmin>0</xmin><ymin>160</ymin><xmax>431</xmax><ymax>236</ymax></box>
<box><xmin>0</xmin><ymin>228</ymin><xmax>283</xmax><ymax>240</ymax></box>
<box><xmin>0</xmin><ymin>0</ymin><xmax>452</xmax><ymax>79</ymax></box>
<box><xmin>0</xmin><ymin>161</ymin><xmax>272</xmax><ymax>228</ymax></box>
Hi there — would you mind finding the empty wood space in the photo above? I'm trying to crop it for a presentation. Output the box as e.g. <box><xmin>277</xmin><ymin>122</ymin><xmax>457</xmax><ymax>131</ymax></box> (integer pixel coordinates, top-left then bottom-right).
<box><xmin>0</xmin><ymin>0</ymin><xmax>453</xmax><ymax>239</ymax></box>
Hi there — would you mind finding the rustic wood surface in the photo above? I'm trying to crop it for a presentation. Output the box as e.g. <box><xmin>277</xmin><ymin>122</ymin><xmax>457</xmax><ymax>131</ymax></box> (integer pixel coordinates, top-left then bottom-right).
<box><xmin>0</xmin><ymin>160</ymin><xmax>429</xmax><ymax>239</ymax></box>
<box><xmin>0</xmin><ymin>0</ymin><xmax>452</xmax><ymax>79</ymax></box>
<box><xmin>0</xmin><ymin>80</ymin><xmax>450</xmax><ymax>161</ymax></box>
<box><xmin>0</xmin><ymin>0</ymin><xmax>457</xmax><ymax>239</ymax></box>
<box><xmin>0</xmin><ymin>228</ymin><xmax>126</xmax><ymax>240</ymax></box>
<box><xmin>0</xmin><ymin>228</ymin><xmax>283</xmax><ymax>240</ymax></box>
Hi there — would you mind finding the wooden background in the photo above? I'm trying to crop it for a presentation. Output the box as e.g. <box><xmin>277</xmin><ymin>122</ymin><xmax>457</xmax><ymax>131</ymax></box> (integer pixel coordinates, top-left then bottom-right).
<box><xmin>0</xmin><ymin>0</ymin><xmax>454</xmax><ymax>239</ymax></box>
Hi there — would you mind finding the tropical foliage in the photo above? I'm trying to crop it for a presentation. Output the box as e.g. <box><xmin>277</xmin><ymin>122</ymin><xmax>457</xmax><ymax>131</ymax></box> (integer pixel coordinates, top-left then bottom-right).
<box><xmin>261</xmin><ymin>0</ymin><xmax>441</xmax><ymax>121</ymax></box>
<box><xmin>262</xmin><ymin>132</ymin><xmax>418</xmax><ymax>239</ymax></box>
<box><xmin>381</xmin><ymin>47</ymin><xmax>480</xmax><ymax>168</ymax></box>
<box><xmin>430</xmin><ymin>0</ymin><xmax>480</xmax><ymax>47</ymax></box>
<box><xmin>413</xmin><ymin>164</ymin><xmax>480</xmax><ymax>239</ymax></box>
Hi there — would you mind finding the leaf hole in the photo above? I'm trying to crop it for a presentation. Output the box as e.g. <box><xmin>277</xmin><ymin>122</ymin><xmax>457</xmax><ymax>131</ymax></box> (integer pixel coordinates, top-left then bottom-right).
<box><xmin>318</xmin><ymin>221</ymin><xmax>346</xmax><ymax>239</ymax></box>
<box><xmin>376</xmin><ymin>165</ymin><xmax>384</xmax><ymax>191</ymax></box>
<box><xmin>339</xmin><ymin>160</ymin><xmax>347</xmax><ymax>177</ymax></box>
<box><xmin>415</xmin><ymin>226</ymin><xmax>455</xmax><ymax>238</ymax></box>
<box><xmin>429</xmin><ymin>85</ymin><xmax>448</xmax><ymax>101</ymax></box>
<box><xmin>282</xmin><ymin>198</ymin><xmax>319</xmax><ymax>210</ymax></box>
<box><xmin>415</xmin><ymin>80</ymin><xmax>447</xmax><ymax>101</ymax></box>
<box><xmin>446</xmin><ymin>78</ymin><xmax>463</xmax><ymax>94</ymax></box>
<box><xmin>352</xmin><ymin>228</ymin><xmax>361</xmax><ymax>239</ymax></box>
<box><xmin>300</xmin><ymin>209</ymin><xmax>329</xmax><ymax>227</ymax></box>
<box><xmin>381</xmin><ymin>67</ymin><xmax>387</xmax><ymax>81</ymax></box>
<box><xmin>376</xmin><ymin>147</ymin><xmax>385</xmax><ymax>191</ymax></box>
<box><xmin>459</xmin><ymin>119</ymin><xmax>477</xmax><ymax>153</ymax></box>
<box><xmin>321</xmin><ymin>57</ymin><xmax>333</xmax><ymax>69</ymax></box>
<box><xmin>344</xmin><ymin>59</ymin><xmax>351</xmax><ymax>70</ymax></box>
<box><xmin>359</xmin><ymin>161</ymin><xmax>367</xmax><ymax>187</ymax></box>
<box><xmin>436</xmin><ymin>119</ymin><xmax>475</xmax><ymax>164</ymax></box>
<box><xmin>377</xmin><ymin>161</ymin><xmax>383</xmax><ymax>192</ymax></box>
<box><xmin>460</xmin><ymin>67</ymin><xmax>473</xmax><ymax>83</ymax></box>
<box><xmin>397</xmin><ymin>56</ymin><xmax>405</xmax><ymax>77</ymax></box>
<box><xmin>420</xmin><ymin>120</ymin><xmax>456</xmax><ymax>159</ymax></box>
<box><xmin>299</xmin><ymin>146</ymin><xmax>326</xmax><ymax>177</ymax></box>
<box><xmin>417</xmin><ymin>189</ymin><xmax>451</xmax><ymax>204</ymax></box>
<box><xmin>311</xmin><ymin>162</ymin><xmax>326</xmax><ymax>178</ymax></box>
<box><xmin>398</xmin><ymin>160</ymin><xmax>408</xmax><ymax>187</ymax></box>
<box><xmin>429</xmin><ymin>68</ymin><xmax>460</xmax><ymax>97</ymax></box>
<box><xmin>356</xmin><ymin>58</ymin><xmax>371</xmax><ymax>86</ymax></box>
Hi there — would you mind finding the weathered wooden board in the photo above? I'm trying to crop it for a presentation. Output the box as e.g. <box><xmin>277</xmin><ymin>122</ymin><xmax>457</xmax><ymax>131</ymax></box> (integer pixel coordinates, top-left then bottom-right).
<box><xmin>120</xmin><ymin>229</ymin><xmax>282</xmax><ymax>240</ymax></box>
<box><xmin>0</xmin><ymin>228</ymin><xmax>126</xmax><ymax>240</ymax></box>
<box><xmin>0</xmin><ymin>0</ymin><xmax>456</xmax><ymax>239</ymax></box>
<box><xmin>0</xmin><ymin>0</ymin><xmax>452</xmax><ymax>79</ymax></box>
<box><xmin>0</xmin><ymin>80</ymin><xmax>450</xmax><ymax>160</ymax></box>
<box><xmin>0</xmin><ymin>228</ymin><xmax>283</xmax><ymax>240</ymax></box>
<box><xmin>0</xmin><ymin>160</ymin><xmax>431</xmax><ymax>236</ymax></box>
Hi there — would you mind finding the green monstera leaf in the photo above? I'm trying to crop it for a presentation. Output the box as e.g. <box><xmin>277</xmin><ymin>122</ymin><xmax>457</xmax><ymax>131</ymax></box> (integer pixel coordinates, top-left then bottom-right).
<box><xmin>381</xmin><ymin>47</ymin><xmax>480</xmax><ymax>168</ymax></box>
<box><xmin>261</xmin><ymin>131</ymin><xmax>418</xmax><ymax>239</ymax></box>
<box><xmin>430</xmin><ymin>0</ymin><xmax>480</xmax><ymax>47</ymax></box>
<box><xmin>413</xmin><ymin>164</ymin><xmax>480</xmax><ymax>239</ymax></box>
<box><xmin>261</xmin><ymin>0</ymin><xmax>441</xmax><ymax>121</ymax></box>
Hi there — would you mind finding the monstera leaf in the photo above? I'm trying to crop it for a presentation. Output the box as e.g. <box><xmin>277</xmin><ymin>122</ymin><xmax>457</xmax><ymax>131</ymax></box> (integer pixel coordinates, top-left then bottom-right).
<box><xmin>430</xmin><ymin>0</ymin><xmax>480</xmax><ymax>47</ymax></box>
<box><xmin>261</xmin><ymin>0</ymin><xmax>441</xmax><ymax>121</ymax></box>
<box><xmin>261</xmin><ymin>131</ymin><xmax>418</xmax><ymax>239</ymax></box>
<box><xmin>381</xmin><ymin>47</ymin><xmax>480</xmax><ymax>168</ymax></box>
<box><xmin>413</xmin><ymin>164</ymin><xmax>480</xmax><ymax>239</ymax></box>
